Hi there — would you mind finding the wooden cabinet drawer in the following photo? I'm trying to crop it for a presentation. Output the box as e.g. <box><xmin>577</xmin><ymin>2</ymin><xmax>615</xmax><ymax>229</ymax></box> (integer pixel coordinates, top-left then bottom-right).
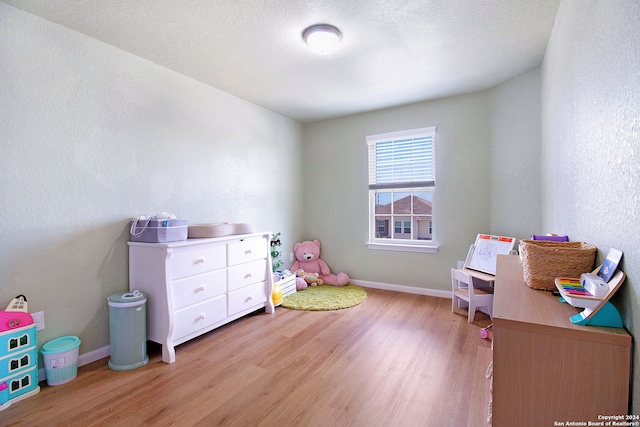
<box><xmin>227</xmin><ymin>259</ymin><xmax>267</xmax><ymax>292</ymax></box>
<box><xmin>173</xmin><ymin>295</ymin><xmax>227</xmax><ymax>340</ymax></box>
<box><xmin>228</xmin><ymin>281</ymin><xmax>268</xmax><ymax>316</ymax></box>
<box><xmin>171</xmin><ymin>269</ymin><xmax>226</xmax><ymax>310</ymax></box>
<box><xmin>227</xmin><ymin>237</ymin><xmax>267</xmax><ymax>266</ymax></box>
<box><xmin>170</xmin><ymin>243</ymin><xmax>226</xmax><ymax>280</ymax></box>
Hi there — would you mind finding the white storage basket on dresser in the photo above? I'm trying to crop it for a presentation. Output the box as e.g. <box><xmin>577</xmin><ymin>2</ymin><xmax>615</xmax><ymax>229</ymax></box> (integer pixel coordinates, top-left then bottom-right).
<box><xmin>128</xmin><ymin>232</ymin><xmax>275</xmax><ymax>363</ymax></box>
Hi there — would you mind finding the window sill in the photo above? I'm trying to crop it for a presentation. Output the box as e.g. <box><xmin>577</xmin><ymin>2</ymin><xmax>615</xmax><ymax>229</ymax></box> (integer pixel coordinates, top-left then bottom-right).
<box><xmin>366</xmin><ymin>242</ymin><xmax>439</xmax><ymax>253</ymax></box>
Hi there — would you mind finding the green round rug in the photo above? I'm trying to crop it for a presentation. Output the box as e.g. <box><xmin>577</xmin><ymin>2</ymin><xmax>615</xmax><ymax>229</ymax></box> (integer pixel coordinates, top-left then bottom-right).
<box><xmin>282</xmin><ymin>284</ymin><xmax>367</xmax><ymax>311</ymax></box>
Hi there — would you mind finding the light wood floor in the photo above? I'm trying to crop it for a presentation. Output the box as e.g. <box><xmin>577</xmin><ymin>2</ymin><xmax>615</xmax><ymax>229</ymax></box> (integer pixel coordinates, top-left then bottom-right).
<box><xmin>2</xmin><ymin>288</ymin><xmax>492</xmax><ymax>427</ymax></box>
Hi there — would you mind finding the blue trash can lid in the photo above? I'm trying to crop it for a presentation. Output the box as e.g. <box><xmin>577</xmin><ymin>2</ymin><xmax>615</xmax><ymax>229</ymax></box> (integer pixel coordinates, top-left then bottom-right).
<box><xmin>41</xmin><ymin>335</ymin><xmax>81</xmax><ymax>354</ymax></box>
<box><xmin>108</xmin><ymin>290</ymin><xmax>147</xmax><ymax>307</ymax></box>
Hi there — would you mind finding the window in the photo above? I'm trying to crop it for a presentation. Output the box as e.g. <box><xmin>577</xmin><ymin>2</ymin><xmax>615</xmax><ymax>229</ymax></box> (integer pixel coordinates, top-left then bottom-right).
<box><xmin>10</xmin><ymin>373</ymin><xmax>30</xmax><ymax>392</ymax></box>
<box><xmin>9</xmin><ymin>354</ymin><xmax>30</xmax><ymax>372</ymax></box>
<box><xmin>8</xmin><ymin>333</ymin><xmax>30</xmax><ymax>351</ymax></box>
<box><xmin>367</xmin><ymin>127</ymin><xmax>437</xmax><ymax>252</ymax></box>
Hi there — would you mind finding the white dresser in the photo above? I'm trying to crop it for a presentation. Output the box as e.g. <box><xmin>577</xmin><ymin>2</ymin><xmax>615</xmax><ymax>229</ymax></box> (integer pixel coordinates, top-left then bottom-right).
<box><xmin>128</xmin><ymin>232</ymin><xmax>274</xmax><ymax>363</ymax></box>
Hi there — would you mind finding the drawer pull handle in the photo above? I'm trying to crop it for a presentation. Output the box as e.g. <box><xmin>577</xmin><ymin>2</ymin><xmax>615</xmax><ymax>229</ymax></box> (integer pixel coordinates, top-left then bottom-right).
<box><xmin>196</xmin><ymin>257</ymin><xmax>205</xmax><ymax>264</ymax></box>
<box><xmin>246</xmin><ymin>295</ymin><xmax>253</xmax><ymax>301</ymax></box>
<box><xmin>198</xmin><ymin>314</ymin><xmax>206</xmax><ymax>321</ymax></box>
<box><xmin>197</xmin><ymin>286</ymin><xmax>205</xmax><ymax>292</ymax></box>
<box><xmin>245</xmin><ymin>273</ymin><xmax>252</xmax><ymax>279</ymax></box>
<box><xmin>246</xmin><ymin>249</ymin><xmax>252</xmax><ymax>254</ymax></box>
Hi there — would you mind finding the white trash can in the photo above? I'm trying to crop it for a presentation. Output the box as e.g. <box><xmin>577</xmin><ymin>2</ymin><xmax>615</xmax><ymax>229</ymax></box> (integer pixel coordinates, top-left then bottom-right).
<box><xmin>41</xmin><ymin>336</ymin><xmax>81</xmax><ymax>386</ymax></box>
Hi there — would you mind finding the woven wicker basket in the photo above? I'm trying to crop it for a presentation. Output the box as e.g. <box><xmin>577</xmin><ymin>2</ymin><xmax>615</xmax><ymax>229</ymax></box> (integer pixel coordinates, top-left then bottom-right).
<box><xmin>519</xmin><ymin>240</ymin><xmax>597</xmax><ymax>290</ymax></box>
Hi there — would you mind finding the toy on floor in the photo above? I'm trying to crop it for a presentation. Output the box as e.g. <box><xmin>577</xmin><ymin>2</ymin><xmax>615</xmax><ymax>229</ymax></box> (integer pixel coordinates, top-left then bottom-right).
<box><xmin>272</xmin><ymin>283</ymin><xmax>283</xmax><ymax>306</ymax></box>
<box><xmin>479</xmin><ymin>324</ymin><xmax>492</xmax><ymax>339</ymax></box>
<box><xmin>290</xmin><ymin>240</ymin><xmax>349</xmax><ymax>289</ymax></box>
<box><xmin>295</xmin><ymin>269</ymin><xmax>323</xmax><ymax>289</ymax></box>
<box><xmin>0</xmin><ymin>295</ymin><xmax>40</xmax><ymax>411</ymax></box>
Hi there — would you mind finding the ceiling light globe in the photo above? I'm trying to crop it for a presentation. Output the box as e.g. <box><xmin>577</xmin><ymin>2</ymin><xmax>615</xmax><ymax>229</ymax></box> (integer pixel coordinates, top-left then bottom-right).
<box><xmin>303</xmin><ymin>24</ymin><xmax>342</xmax><ymax>54</ymax></box>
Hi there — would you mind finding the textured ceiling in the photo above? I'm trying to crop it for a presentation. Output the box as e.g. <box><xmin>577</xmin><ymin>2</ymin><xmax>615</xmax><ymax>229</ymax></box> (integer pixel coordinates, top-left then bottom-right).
<box><xmin>2</xmin><ymin>0</ymin><xmax>560</xmax><ymax>123</ymax></box>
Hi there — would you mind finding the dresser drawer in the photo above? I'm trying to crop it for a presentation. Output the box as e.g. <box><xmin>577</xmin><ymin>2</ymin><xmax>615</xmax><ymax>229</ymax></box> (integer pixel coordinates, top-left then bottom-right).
<box><xmin>227</xmin><ymin>237</ymin><xmax>267</xmax><ymax>266</ymax></box>
<box><xmin>171</xmin><ymin>269</ymin><xmax>226</xmax><ymax>310</ymax></box>
<box><xmin>173</xmin><ymin>295</ymin><xmax>227</xmax><ymax>340</ymax></box>
<box><xmin>228</xmin><ymin>281</ymin><xmax>268</xmax><ymax>316</ymax></box>
<box><xmin>170</xmin><ymin>243</ymin><xmax>226</xmax><ymax>280</ymax></box>
<box><xmin>227</xmin><ymin>259</ymin><xmax>267</xmax><ymax>292</ymax></box>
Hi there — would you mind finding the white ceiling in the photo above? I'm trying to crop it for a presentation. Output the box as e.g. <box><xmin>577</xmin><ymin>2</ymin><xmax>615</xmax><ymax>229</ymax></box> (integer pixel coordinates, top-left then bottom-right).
<box><xmin>2</xmin><ymin>0</ymin><xmax>560</xmax><ymax>123</ymax></box>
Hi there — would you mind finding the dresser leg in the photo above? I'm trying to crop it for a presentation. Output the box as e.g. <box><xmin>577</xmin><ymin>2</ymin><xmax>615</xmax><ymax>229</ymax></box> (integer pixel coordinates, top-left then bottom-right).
<box><xmin>162</xmin><ymin>344</ymin><xmax>175</xmax><ymax>363</ymax></box>
<box><xmin>265</xmin><ymin>299</ymin><xmax>275</xmax><ymax>314</ymax></box>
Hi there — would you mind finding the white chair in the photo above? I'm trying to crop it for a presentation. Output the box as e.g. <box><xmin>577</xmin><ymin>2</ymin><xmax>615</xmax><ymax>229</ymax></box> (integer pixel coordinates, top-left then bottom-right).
<box><xmin>451</xmin><ymin>267</ymin><xmax>494</xmax><ymax>323</ymax></box>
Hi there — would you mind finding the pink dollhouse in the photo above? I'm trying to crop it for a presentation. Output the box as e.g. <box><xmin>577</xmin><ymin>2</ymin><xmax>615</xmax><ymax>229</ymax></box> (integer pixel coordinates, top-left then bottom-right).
<box><xmin>0</xmin><ymin>296</ymin><xmax>40</xmax><ymax>410</ymax></box>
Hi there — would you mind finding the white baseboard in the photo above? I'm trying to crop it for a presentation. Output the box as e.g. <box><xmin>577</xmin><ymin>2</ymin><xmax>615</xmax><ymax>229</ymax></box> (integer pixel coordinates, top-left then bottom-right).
<box><xmin>351</xmin><ymin>279</ymin><xmax>452</xmax><ymax>299</ymax></box>
<box><xmin>39</xmin><ymin>345</ymin><xmax>110</xmax><ymax>382</ymax></box>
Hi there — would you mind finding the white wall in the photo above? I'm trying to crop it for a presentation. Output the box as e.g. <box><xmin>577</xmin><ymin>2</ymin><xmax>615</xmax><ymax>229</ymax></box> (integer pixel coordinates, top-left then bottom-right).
<box><xmin>302</xmin><ymin>92</ymin><xmax>493</xmax><ymax>291</ymax></box>
<box><xmin>490</xmin><ymin>68</ymin><xmax>542</xmax><ymax>237</ymax></box>
<box><xmin>0</xmin><ymin>4</ymin><xmax>304</xmax><ymax>354</ymax></box>
<box><xmin>542</xmin><ymin>0</ymin><xmax>640</xmax><ymax>412</ymax></box>
<box><xmin>301</xmin><ymin>70</ymin><xmax>543</xmax><ymax>292</ymax></box>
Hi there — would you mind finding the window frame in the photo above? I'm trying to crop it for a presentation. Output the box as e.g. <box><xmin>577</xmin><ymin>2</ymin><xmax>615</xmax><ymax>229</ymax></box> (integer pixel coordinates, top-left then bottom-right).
<box><xmin>366</xmin><ymin>127</ymin><xmax>438</xmax><ymax>253</ymax></box>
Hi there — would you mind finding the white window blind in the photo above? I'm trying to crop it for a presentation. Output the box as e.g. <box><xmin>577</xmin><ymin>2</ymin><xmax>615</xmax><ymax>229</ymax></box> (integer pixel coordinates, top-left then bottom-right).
<box><xmin>367</xmin><ymin>127</ymin><xmax>435</xmax><ymax>190</ymax></box>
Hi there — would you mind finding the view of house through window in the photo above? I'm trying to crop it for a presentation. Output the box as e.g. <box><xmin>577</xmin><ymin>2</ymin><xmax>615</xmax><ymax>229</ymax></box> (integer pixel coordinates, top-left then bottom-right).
<box><xmin>374</xmin><ymin>189</ymin><xmax>433</xmax><ymax>240</ymax></box>
<box><xmin>367</xmin><ymin>127</ymin><xmax>435</xmax><ymax>247</ymax></box>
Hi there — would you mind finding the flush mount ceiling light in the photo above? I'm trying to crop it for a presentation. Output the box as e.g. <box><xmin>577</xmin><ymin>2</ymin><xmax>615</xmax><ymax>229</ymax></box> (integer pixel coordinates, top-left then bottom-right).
<box><xmin>303</xmin><ymin>24</ymin><xmax>342</xmax><ymax>54</ymax></box>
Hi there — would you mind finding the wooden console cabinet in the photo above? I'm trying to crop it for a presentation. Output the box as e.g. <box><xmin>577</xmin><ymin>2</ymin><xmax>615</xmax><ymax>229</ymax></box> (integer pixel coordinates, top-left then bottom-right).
<box><xmin>128</xmin><ymin>233</ymin><xmax>274</xmax><ymax>363</ymax></box>
<box><xmin>492</xmin><ymin>255</ymin><xmax>631</xmax><ymax>426</ymax></box>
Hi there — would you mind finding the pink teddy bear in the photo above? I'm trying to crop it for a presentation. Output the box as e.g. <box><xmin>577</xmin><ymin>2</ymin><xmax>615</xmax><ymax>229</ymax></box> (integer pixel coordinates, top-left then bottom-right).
<box><xmin>290</xmin><ymin>240</ymin><xmax>349</xmax><ymax>290</ymax></box>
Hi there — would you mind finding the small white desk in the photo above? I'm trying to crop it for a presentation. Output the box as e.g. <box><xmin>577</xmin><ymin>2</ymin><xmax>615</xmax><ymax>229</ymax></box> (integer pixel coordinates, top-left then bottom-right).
<box><xmin>451</xmin><ymin>268</ymin><xmax>495</xmax><ymax>322</ymax></box>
